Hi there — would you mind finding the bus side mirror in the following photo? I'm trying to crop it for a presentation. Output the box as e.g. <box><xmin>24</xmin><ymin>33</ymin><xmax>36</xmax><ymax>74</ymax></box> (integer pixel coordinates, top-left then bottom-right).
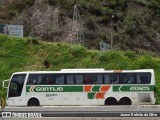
<box><xmin>2</xmin><ymin>79</ymin><xmax>9</xmax><ymax>88</ymax></box>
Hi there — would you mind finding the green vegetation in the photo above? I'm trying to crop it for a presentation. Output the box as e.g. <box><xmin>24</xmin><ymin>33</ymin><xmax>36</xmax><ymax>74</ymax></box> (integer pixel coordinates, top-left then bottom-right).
<box><xmin>0</xmin><ymin>35</ymin><xmax>160</xmax><ymax>104</ymax></box>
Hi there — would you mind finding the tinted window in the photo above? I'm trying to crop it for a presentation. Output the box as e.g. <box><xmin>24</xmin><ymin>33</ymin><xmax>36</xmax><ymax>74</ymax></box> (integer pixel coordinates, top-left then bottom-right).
<box><xmin>45</xmin><ymin>74</ymin><xmax>54</xmax><ymax>84</ymax></box>
<box><xmin>55</xmin><ymin>74</ymin><xmax>64</xmax><ymax>84</ymax></box>
<box><xmin>104</xmin><ymin>74</ymin><xmax>110</xmax><ymax>84</ymax></box>
<box><xmin>136</xmin><ymin>73</ymin><xmax>151</xmax><ymax>84</ymax></box>
<box><xmin>96</xmin><ymin>75</ymin><xmax>103</xmax><ymax>84</ymax></box>
<box><xmin>75</xmin><ymin>75</ymin><xmax>83</xmax><ymax>84</ymax></box>
<box><xmin>27</xmin><ymin>74</ymin><xmax>65</xmax><ymax>85</ymax></box>
<box><xmin>104</xmin><ymin>74</ymin><xmax>119</xmax><ymax>84</ymax></box>
<box><xmin>8</xmin><ymin>74</ymin><xmax>26</xmax><ymax>97</ymax></box>
<box><xmin>66</xmin><ymin>75</ymin><xmax>75</xmax><ymax>84</ymax></box>
<box><xmin>27</xmin><ymin>74</ymin><xmax>45</xmax><ymax>85</ymax></box>
<box><xmin>120</xmin><ymin>73</ymin><xmax>136</xmax><ymax>84</ymax></box>
<box><xmin>84</xmin><ymin>74</ymin><xmax>102</xmax><ymax>84</ymax></box>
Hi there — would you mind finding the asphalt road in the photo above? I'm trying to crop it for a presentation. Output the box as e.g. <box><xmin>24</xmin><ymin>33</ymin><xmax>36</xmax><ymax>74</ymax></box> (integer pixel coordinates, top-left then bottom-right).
<box><xmin>1</xmin><ymin>105</ymin><xmax>160</xmax><ymax>120</ymax></box>
<box><xmin>2</xmin><ymin>105</ymin><xmax>160</xmax><ymax>111</ymax></box>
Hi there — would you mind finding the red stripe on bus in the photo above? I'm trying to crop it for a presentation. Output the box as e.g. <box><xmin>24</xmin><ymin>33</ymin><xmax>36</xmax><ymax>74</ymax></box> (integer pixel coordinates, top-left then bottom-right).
<box><xmin>30</xmin><ymin>86</ymin><xmax>35</xmax><ymax>92</ymax></box>
<box><xmin>95</xmin><ymin>92</ymin><xmax>105</xmax><ymax>99</ymax></box>
<box><xmin>100</xmin><ymin>86</ymin><xmax>111</xmax><ymax>92</ymax></box>
<box><xmin>84</xmin><ymin>86</ymin><xmax>92</xmax><ymax>92</ymax></box>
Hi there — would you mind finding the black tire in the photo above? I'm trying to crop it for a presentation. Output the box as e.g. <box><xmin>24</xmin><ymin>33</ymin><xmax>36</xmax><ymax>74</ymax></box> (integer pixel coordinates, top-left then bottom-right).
<box><xmin>105</xmin><ymin>97</ymin><xmax>117</xmax><ymax>105</ymax></box>
<box><xmin>28</xmin><ymin>98</ymin><xmax>40</xmax><ymax>106</ymax></box>
<box><xmin>118</xmin><ymin>97</ymin><xmax>132</xmax><ymax>105</ymax></box>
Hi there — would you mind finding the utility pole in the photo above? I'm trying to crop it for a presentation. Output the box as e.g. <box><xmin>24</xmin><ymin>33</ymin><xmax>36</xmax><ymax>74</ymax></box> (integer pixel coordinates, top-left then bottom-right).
<box><xmin>111</xmin><ymin>15</ymin><xmax>114</xmax><ymax>50</ymax></box>
<box><xmin>71</xmin><ymin>4</ymin><xmax>84</xmax><ymax>45</ymax></box>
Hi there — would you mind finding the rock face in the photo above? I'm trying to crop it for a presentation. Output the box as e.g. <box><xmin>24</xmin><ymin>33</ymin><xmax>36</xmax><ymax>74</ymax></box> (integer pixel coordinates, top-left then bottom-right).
<box><xmin>13</xmin><ymin>0</ymin><xmax>72</xmax><ymax>42</ymax></box>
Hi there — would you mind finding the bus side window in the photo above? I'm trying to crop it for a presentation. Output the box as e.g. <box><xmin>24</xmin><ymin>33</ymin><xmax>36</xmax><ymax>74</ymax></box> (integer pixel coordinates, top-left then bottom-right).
<box><xmin>104</xmin><ymin>74</ymin><xmax>110</xmax><ymax>84</ymax></box>
<box><xmin>136</xmin><ymin>74</ymin><xmax>141</xmax><ymax>84</ymax></box>
<box><xmin>66</xmin><ymin>75</ymin><xmax>74</xmax><ymax>84</ymax></box>
<box><xmin>120</xmin><ymin>74</ymin><xmax>128</xmax><ymax>84</ymax></box>
<box><xmin>27</xmin><ymin>74</ymin><xmax>38</xmax><ymax>85</ymax></box>
<box><xmin>45</xmin><ymin>75</ymin><xmax>52</xmax><ymax>85</ymax></box>
<box><xmin>84</xmin><ymin>74</ymin><xmax>101</xmax><ymax>84</ymax></box>
<box><xmin>75</xmin><ymin>75</ymin><xmax>83</xmax><ymax>84</ymax></box>
<box><xmin>110</xmin><ymin>74</ymin><xmax>118</xmax><ymax>84</ymax></box>
<box><xmin>128</xmin><ymin>76</ymin><xmax>135</xmax><ymax>84</ymax></box>
<box><xmin>96</xmin><ymin>75</ymin><xmax>102</xmax><ymax>84</ymax></box>
<box><xmin>84</xmin><ymin>75</ymin><xmax>93</xmax><ymax>84</ymax></box>
<box><xmin>37</xmin><ymin>75</ymin><xmax>44</xmax><ymax>84</ymax></box>
<box><xmin>55</xmin><ymin>75</ymin><xmax>64</xmax><ymax>85</ymax></box>
<box><xmin>137</xmin><ymin>73</ymin><xmax>151</xmax><ymax>84</ymax></box>
<box><xmin>120</xmin><ymin>73</ymin><xmax>135</xmax><ymax>84</ymax></box>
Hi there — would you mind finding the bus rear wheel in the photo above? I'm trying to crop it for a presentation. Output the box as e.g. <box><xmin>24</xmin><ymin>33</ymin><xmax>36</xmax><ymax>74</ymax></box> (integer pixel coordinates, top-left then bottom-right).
<box><xmin>28</xmin><ymin>98</ymin><xmax>40</xmax><ymax>106</ymax></box>
<box><xmin>105</xmin><ymin>97</ymin><xmax>117</xmax><ymax>105</ymax></box>
<box><xmin>118</xmin><ymin>97</ymin><xmax>132</xmax><ymax>105</ymax></box>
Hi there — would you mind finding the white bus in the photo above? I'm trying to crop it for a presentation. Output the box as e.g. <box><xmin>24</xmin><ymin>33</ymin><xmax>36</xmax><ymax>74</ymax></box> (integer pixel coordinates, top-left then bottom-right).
<box><xmin>3</xmin><ymin>69</ymin><xmax>155</xmax><ymax>106</ymax></box>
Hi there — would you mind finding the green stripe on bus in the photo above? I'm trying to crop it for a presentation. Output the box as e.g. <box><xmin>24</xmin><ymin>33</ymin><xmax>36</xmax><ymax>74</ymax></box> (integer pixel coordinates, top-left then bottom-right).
<box><xmin>26</xmin><ymin>86</ymin><xmax>83</xmax><ymax>92</ymax></box>
<box><xmin>113</xmin><ymin>85</ymin><xmax>154</xmax><ymax>92</ymax></box>
<box><xmin>26</xmin><ymin>86</ymin><xmax>30</xmax><ymax>92</ymax></box>
<box><xmin>92</xmin><ymin>86</ymin><xmax>101</xmax><ymax>92</ymax></box>
<box><xmin>88</xmin><ymin>93</ymin><xmax>95</xmax><ymax>99</ymax></box>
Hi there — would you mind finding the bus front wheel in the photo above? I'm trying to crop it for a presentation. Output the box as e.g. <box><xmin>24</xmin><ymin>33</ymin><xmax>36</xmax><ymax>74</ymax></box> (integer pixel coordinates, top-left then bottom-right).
<box><xmin>105</xmin><ymin>97</ymin><xmax>117</xmax><ymax>105</ymax></box>
<box><xmin>118</xmin><ymin>97</ymin><xmax>132</xmax><ymax>105</ymax></box>
<box><xmin>27</xmin><ymin>98</ymin><xmax>40</xmax><ymax>106</ymax></box>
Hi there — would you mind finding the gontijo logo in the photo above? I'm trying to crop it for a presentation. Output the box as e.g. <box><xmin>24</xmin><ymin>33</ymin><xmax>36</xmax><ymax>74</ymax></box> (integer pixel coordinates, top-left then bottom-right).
<box><xmin>28</xmin><ymin>86</ymin><xmax>63</xmax><ymax>92</ymax></box>
<box><xmin>35</xmin><ymin>87</ymin><xmax>63</xmax><ymax>92</ymax></box>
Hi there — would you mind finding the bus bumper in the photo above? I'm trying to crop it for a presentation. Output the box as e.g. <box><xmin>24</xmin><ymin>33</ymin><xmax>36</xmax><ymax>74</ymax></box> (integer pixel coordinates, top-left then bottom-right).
<box><xmin>6</xmin><ymin>98</ymin><xmax>26</xmax><ymax>106</ymax></box>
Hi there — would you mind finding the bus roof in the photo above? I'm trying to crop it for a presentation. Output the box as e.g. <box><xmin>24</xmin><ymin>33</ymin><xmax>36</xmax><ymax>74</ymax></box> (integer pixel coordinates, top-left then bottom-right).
<box><xmin>12</xmin><ymin>69</ymin><xmax>154</xmax><ymax>74</ymax></box>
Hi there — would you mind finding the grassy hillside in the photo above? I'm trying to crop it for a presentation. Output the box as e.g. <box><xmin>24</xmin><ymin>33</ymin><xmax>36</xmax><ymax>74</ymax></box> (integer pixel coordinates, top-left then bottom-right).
<box><xmin>0</xmin><ymin>35</ymin><xmax>160</xmax><ymax>104</ymax></box>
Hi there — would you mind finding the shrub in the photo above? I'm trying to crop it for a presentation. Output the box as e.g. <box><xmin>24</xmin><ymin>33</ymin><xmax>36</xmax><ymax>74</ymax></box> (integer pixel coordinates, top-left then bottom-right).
<box><xmin>68</xmin><ymin>45</ymin><xmax>87</xmax><ymax>57</ymax></box>
<box><xmin>124</xmin><ymin>51</ymin><xmax>137</xmax><ymax>60</ymax></box>
<box><xmin>136</xmin><ymin>55</ymin><xmax>157</xmax><ymax>69</ymax></box>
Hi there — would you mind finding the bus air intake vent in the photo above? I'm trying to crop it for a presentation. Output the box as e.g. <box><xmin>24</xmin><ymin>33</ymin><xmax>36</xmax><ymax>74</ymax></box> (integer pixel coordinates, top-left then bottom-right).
<box><xmin>138</xmin><ymin>93</ymin><xmax>150</xmax><ymax>102</ymax></box>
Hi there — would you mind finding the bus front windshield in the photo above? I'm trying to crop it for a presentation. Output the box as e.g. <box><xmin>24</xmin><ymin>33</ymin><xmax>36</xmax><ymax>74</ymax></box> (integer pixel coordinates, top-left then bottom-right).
<box><xmin>8</xmin><ymin>74</ymin><xmax>26</xmax><ymax>98</ymax></box>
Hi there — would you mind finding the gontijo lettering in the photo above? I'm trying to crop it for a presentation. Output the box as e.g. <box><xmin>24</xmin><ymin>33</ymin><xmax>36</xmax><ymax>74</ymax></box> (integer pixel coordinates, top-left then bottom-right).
<box><xmin>36</xmin><ymin>87</ymin><xmax>63</xmax><ymax>92</ymax></box>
